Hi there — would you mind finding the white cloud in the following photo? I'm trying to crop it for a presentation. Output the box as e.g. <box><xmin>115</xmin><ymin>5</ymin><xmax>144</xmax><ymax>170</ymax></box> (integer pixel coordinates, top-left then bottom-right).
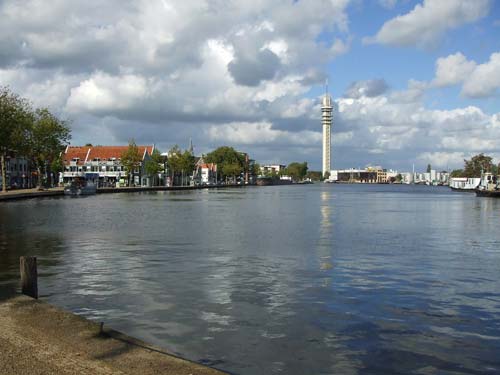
<box><xmin>417</xmin><ymin>152</ymin><xmax>466</xmax><ymax>168</ymax></box>
<box><xmin>462</xmin><ymin>52</ymin><xmax>500</xmax><ymax>98</ymax></box>
<box><xmin>364</xmin><ymin>0</ymin><xmax>491</xmax><ymax>48</ymax></box>
<box><xmin>1</xmin><ymin>0</ymin><xmax>499</xmax><ymax>170</ymax></box>
<box><xmin>378</xmin><ymin>0</ymin><xmax>398</xmax><ymax>10</ymax></box>
<box><xmin>430</xmin><ymin>52</ymin><xmax>500</xmax><ymax>98</ymax></box>
<box><xmin>206</xmin><ymin>121</ymin><xmax>321</xmax><ymax>146</ymax></box>
<box><xmin>66</xmin><ymin>72</ymin><xmax>148</xmax><ymax>112</ymax></box>
<box><xmin>432</xmin><ymin>52</ymin><xmax>476</xmax><ymax>87</ymax></box>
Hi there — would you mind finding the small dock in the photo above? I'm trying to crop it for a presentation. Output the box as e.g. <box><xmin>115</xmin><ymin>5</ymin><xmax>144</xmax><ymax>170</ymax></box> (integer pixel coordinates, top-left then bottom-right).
<box><xmin>0</xmin><ymin>295</ymin><xmax>226</xmax><ymax>375</ymax></box>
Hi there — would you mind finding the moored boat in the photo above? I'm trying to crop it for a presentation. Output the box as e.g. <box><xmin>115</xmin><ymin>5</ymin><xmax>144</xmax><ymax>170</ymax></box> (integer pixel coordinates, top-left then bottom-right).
<box><xmin>64</xmin><ymin>177</ymin><xmax>97</xmax><ymax>196</ymax></box>
<box><xmin>475</xmin><ymin>172</ymin><xmax>500</xmax><ymax>197</ymax></box>
<box><xmin>449</xmin><ymin>177</ymin><xmax>480</xmax><ymax>191</ymax></box>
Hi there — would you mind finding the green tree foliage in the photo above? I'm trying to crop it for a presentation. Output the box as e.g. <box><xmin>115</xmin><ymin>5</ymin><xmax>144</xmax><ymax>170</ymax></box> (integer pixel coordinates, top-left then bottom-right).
<box><xmin>205</xmin><ymin>146</ymin><xmax>245</xmax><ymax>181</ymax></box>
<box><xmin>167</xmin><ymin>145</ymin><xmax>195</xmax><ymax>185</ymax></box>
<box><xmin>463</xmin><ymin>154</ymin><xmax>494</xmax><ymax>177</ymax></box>
<box><xmin>29</xmin><ymin>108</ymin><xmax>71</xmax><ymax>188</ymax></box>
<box><xmin>285</xmin><ymin>162</ymin><xmax>308</xmax><ymax>181</ymax></box>
<box><xmin>144</xmin><ymin>149</ymin><xmax>165</xmax><ymax>185</ymax></box>
<box><xmin>121</xmin><ymin>140</ymin><xmax>142</xmax><ymax>186</ymax></box>
<box><xmin>222</xmin><ymin>163</ymin><xmax>241</xmax><ymax>179</ymax></box>
<box><xmin>250</xmin><ymin>162</ymin><xmax>261</xmax><ymax>177</ymax></box>
<box><xmin>450</xmin><ymin>169</ymin><xmax>464</xmax><ymax>178</ymax></box>
<box><xmin>305</xmin><ymin>170</ymin><xmax>322</xmax><ymax>181</ymax></box>
<box><xmin>396</xmin><ymin>173</ymin><xmax>403</xmax><ymax>183</ymax></box>
<box><xmin>0</xmin><ymin>87</ymin><xmax>33</xmax><ymax>191</ymax></box>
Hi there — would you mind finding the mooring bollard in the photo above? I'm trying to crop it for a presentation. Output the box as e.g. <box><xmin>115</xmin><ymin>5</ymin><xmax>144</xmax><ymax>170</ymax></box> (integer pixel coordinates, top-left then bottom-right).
<box><xmin>20</xmin><ymin>256</ymin><xmax>38</xmax><ymax>299</ymax></box>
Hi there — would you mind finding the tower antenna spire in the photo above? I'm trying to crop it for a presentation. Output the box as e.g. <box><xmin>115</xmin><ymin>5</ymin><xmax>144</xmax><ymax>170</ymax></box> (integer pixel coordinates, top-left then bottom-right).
<box><xmin>325</xmin><ymin>78</ymin><xmax>328</xmax><ymax>95</ymax></box>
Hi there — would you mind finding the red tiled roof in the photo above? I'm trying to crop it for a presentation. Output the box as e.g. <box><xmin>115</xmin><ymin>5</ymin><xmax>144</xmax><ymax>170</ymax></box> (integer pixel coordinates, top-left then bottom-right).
<box><xmin>200</xmin><ymin>163</ymin><xmax>217</xmax><ymax>171</ymax></box>
<box><xmin>63</xmin><ymin>146</ymin><xmax>91</xmax><ymax>165</ymax></box>
<box><xmin>63</xmin><ymin>145</ymin><xmax>154</xmax><ymax>165</ymax></box>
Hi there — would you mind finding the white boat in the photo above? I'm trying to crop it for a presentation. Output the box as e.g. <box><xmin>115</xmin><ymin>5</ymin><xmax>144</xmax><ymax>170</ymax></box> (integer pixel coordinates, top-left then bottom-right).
<box><xmin>64</xmin><ymin>177</ymin><xmax>97</xmax><ymax>196</ymax></box>
<box><xmin>449</xmin><ymin>177</ymin><xmax>480</xmax><ymax>191</ymax></box>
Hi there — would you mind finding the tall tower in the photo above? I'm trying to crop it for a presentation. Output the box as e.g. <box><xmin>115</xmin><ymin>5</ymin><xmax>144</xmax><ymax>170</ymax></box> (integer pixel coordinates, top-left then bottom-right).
<box><xmin>322</xmin><ymin>81</ymin><xmax>333</xmax><ymax>177</ymax></box>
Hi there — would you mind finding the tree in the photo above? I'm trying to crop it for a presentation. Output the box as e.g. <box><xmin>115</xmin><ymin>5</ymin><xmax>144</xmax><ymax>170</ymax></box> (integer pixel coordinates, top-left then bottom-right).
<box><xmin>250</xmin><ymin>162</ymin><xmax>261</xmax><ymax>177</ymax></box>
<box><xmin>305</xmin><ymin>170</ymin><xmax>322</xmax><ymax>181</ymax></box>
<box><xmin>206</xmin><ymin>146</ymin><xmax>245</xmax><ymax>181</ymax></box>
<box><xmin>28</xmin><ymin>108</ymin><xmax>71</xmax><ymax>189</ymax></box>
<box><xmin>463</xmin><ymin>153</ymin><xmax>494</xmax><ymax>177</ymax></box>
<box><xmin>121</xmin><ymin>140</ymin><xmax>142</xmax><ymax>186</ymax></box>
<box><xmin>286</xmin><ymin>162</ymin><xmax>308</xmax><ymax>181</ymax></box>
<box><xmin>179</xmin><ymin>149</ymin><xmax>195</xmax><ymax>185</ymax></box>
<box><xmin>144</xmin><ymin>149</ymin><xmax>165</xmax><ymax>186</ymax></box>
<box><xmin>167</xmin><ymin>145</ymin><xmax>195</xmax><ymax>186</ymax></box>
<box><xmin>450</xmin><ymin>169</ymin><xmax>464</xmax><ymax>178</ymax></box>
<box><xmin>222</xmin><ymin>163</ymin><xmax>241</xmax><ymax>181</ymax></box>
<box><xmin>0</xmin><ymin>87</ymin><xmax>33</xmax><ymax>192</ymax></box>
<box><xmin>395</xmin><ymin>173</ymin><xmax>403</xmax><ymax>183</ymax></box>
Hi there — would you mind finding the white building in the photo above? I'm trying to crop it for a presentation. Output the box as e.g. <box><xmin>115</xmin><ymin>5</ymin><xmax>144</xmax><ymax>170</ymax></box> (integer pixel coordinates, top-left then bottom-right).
<box><xmin>62</xmin><ymin>145</ymin><xmax>156</xmax><ymax>187</ymax></box>
<box><xmin>261</xmin><ymin>164</ymin><xmax>286</xmax><ymax>175</ymax></box>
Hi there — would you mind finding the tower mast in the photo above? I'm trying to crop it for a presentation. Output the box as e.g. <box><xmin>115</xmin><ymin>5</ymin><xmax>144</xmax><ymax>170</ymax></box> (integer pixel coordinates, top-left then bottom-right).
<box><xmin>321</xmin><ymin>80</ymin><xmax>333</xmax><ymax>177</ymax></box>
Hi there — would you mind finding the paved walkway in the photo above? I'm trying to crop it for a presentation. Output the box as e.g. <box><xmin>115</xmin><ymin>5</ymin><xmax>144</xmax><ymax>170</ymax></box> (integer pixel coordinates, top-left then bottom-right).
<box><xmin>0</xmin><ymin>188</ymin><xmax>64</xmax><ymax>201</ymax></box>
<box><xmin>0</xmin><ymin>296</ymin><xmax>226</xmax><ymax>375</ymax></box>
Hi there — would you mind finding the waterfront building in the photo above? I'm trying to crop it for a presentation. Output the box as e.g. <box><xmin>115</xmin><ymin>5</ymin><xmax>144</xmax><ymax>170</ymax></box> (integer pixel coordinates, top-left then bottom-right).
<box><xmin>321</xmin><ymin>83</ymin><xmax>333</xmax><ymax>177</ymax></box>
<box><xmin>261</xmin><ymin>164</ymin><xmax>286</xmax><ymax>176</ymax></box>
<box><xmin>0</xmin><ymin>154</ymin><xmax>33</xmax><ymax>189</ymax></box>
<box><xmin>62</xmin><ymin>145</ymin><xmax>156</xmax><ymax>187</ymax></box>
<box><xmin>193</xmin><ymin>157</ymin><xmax>217</xmax><ymax>185</ymax></box>
<box><xmin>330</xmin><ymin>168</ymin><xmax>378</xmax><ymax>183</ymax></box>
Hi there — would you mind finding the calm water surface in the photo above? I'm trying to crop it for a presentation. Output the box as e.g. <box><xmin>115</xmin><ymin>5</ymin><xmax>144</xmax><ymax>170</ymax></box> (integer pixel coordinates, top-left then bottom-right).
<box><xmin>1</xmin><ymin>184</ymin><xmax>500</xmax><ymax>374</ymax></box>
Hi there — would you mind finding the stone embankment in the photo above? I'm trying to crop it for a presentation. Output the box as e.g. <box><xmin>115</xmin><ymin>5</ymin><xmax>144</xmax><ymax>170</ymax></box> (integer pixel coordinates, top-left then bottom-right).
<box><xmin>0</xmin><ymin>295</ymin><xmax>226</xmax><ymax>375</ymax></box>
<box><xmin>0</xmin><ymin>184</ymin><xmax>245</xmax><ymax>202</ymax></box>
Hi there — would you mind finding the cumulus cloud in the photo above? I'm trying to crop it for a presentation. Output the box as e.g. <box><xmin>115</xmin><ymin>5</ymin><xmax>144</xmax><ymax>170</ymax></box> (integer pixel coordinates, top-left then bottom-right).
<box><xmin>331</xmin><ymin>82</ymin><xmax>500</xmax><ymax>169</ymax></box>
<box><xmin>228</xmin><ymin>49</ymin><xmax>281</xmax><ymax>86</ymax></box>
<box><xmin>364</xmin><ymin>0</ymin><xmax>491</xmax><ymax>48</ymax></box>
<box><xmin>343</xmin><ymin>79</ymin><xmax>388</xmax><ymax>98</ymax></box>
<box><xmin>432</xmin><ymin>52</ymin><xmax>476</xmax><ymax>87</ymax></box>
<box><xmin>430</xmin><ymin>51</ymin><xmax>500</xmax><ymax>98</ymax></box>
<box><xmin>417</xmin><ymin>152</ymin><xmax>467</xmax><ymax>169</ymax></box>
<box><xmin>462</xmin><ymin>52</ymin><xmax>500</xmax><ymax>98</ymax></box>
<box><xmin>206</xmin><ymin>121</ymin><xmax>322</xmax><ymax>146</ymax></box>
<box><xmin>1</xmin><ymin>0</ymin><xmax>499</xmax><ymax>170</ymax></box>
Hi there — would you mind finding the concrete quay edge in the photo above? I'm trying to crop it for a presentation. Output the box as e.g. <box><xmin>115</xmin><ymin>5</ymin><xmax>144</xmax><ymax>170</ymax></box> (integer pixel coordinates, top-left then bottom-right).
<box><xmin>0</xmin><ymin>295</ymin><xmax>228</xmax><ymax>375</ymax></box>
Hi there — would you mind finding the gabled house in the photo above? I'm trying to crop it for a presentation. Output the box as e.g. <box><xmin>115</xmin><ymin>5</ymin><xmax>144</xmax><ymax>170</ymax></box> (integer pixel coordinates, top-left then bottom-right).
<box><xmin>193</xmin><ymin>157</ymin><xmax>217</xmax><ymax>185</ymax></box>
<box><xmin>62</xmin><ymin>145</ymin><xmax>155</xmax><ymax>187</ymax></box>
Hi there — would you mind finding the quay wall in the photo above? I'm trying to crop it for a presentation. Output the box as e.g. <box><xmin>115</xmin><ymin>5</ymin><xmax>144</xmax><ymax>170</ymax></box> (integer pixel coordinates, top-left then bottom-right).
<box><xmin>0</xmin><ymin>184</ymin><xmax>246</xmax><ymax>202</ymax></box>
<box><xmin>0</xmin><ymin>295</ymin><xmax>226</xmax><ymax>375</ymax></box>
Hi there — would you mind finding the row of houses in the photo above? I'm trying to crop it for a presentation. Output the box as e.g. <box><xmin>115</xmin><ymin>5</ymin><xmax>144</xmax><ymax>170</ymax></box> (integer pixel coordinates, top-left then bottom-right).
<box><xmin>0</xmin><ymin>154</ymin><xmax>34</xmax><ymax>189</ymax></box>
<box><xmin>62</xmin><ymin>145</ymin><xmax>234</xmax><ymax>187</ymax></box>
<box><xmin>63</xmin><ymin>145</ymin><xmax>156</xmax><ymax>187</ymax></box>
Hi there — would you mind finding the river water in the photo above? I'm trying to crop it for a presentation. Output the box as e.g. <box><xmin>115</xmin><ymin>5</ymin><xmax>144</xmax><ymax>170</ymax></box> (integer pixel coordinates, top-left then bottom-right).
<box><xmin>1</xmin><ymin>184</ymin><xmax>500</xmax><ymax>374</ymax></box>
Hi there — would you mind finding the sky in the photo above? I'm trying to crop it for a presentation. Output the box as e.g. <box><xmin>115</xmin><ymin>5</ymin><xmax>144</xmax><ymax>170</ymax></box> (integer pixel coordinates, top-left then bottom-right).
<box><xmin>0</xmin><ymin>0</ymin><xmax>499</xmax><ymax>171</ymax></box>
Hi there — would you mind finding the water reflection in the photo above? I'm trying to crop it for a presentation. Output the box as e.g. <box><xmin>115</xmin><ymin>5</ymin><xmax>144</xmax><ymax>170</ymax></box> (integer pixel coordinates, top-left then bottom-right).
<box><xmin>1</xmin><ymin>185</ymin><xmax>500</xmax><ymax>374</ymax></box>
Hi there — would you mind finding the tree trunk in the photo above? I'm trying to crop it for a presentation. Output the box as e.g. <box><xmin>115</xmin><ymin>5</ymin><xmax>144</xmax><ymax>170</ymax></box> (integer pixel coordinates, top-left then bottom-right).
<box><xmin>1</xmin><ymin>153</ymin><xmax>6</xmax><ymax>192</ymax></box>
<box><xmin>36</xmin><ymin>166</ymin><xmax>42</xmax><ymax>190</ymax></box>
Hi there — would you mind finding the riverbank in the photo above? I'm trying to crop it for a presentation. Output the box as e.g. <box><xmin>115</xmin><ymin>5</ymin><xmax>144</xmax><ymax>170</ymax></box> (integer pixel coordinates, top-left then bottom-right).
<box><xmin>0</xmin><ymin>295</ymin><xmax>226</xmax><ymax>375</ymax></box>
<box><xmin>0</xmin><ymin>184</ymin><xmax>246</xmax><ymax>202</ymax></box>
<box><xmin>0</xmin><ymin>187</ymin><xmax>64</xmax><ymax>201</ymax></box>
